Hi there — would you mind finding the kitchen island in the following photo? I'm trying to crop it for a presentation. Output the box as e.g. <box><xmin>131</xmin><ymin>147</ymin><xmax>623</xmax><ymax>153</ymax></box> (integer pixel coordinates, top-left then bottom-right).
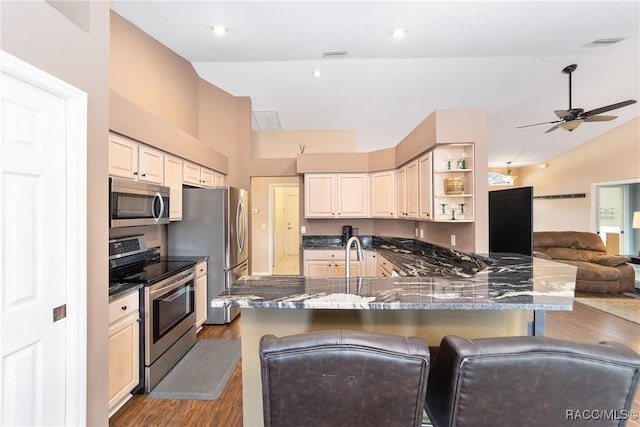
<box><xmin>212</xmin><ymin>248</ymin><xmax>577</xmax><ymax>426</ymax></box>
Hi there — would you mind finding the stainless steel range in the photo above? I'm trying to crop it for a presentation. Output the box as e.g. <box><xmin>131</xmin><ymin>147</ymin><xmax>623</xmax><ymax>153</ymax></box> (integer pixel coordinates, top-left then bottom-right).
<box><xmin>109</xmin><ymin>235</ymin><xmax>197</xmax><ymax>392</ymax></box>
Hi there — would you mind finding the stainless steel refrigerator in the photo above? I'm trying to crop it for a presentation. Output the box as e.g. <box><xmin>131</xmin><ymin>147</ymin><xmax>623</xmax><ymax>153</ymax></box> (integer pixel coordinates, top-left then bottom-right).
<box><xmin>168</xmin><ymin>186</ymin><xmax>248</xmax><ymax>324</ymax></box>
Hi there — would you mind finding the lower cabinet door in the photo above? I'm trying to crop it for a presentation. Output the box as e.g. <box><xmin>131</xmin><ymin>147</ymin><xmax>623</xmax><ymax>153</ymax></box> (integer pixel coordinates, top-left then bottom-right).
<box><xmin>304</xmin><ymin>261</ymin><xmax>334</xmax><ymax>277</ymax></box>
<box><xmin>108</xmin><ymin>312</ymin><xmax>140</xmax><ymax>412</ymax></box>
<box><xmin>195</xmin><ymin>274</ymin><xmax>207</xmax><ymax>329</ymax></box>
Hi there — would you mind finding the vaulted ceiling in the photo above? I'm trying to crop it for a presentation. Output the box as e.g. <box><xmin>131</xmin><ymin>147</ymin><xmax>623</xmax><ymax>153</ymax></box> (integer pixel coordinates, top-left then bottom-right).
<box><xmin>112</xmin><ymin>1</ymin><xmax>639</xmax><ymax>167</ymax></box>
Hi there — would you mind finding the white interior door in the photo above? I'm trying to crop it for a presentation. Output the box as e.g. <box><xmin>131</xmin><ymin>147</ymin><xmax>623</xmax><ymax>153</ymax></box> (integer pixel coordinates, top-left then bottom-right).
<box><xmin>1</xmin><ymin>52</ymin><xmax>86</xmax><ymax>426</ymax></box>
<box><xmin>285</xmin><ymin>188</ymin><xmax>299</xmax><ymax>255</ymax></box>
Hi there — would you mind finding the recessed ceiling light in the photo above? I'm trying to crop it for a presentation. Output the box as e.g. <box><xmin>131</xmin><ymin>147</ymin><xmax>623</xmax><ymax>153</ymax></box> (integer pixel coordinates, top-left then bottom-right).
<box><xmin>210</xmin><ymin>24</ymin><xmax>229</xmax><ymax>36</ymax></box>
<box><xmin>313</xmin><ymin>70</ymin><xmax>322</xmax><ymax>78</ymax></box>
<box><xmin>392</xmin><ymin>26</ymin><xmax>407</xmax><ymax>38</ymax></box>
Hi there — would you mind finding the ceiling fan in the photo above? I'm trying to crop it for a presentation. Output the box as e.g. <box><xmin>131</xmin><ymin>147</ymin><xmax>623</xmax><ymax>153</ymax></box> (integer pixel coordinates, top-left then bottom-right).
<box><xmin>517</xmin><ymin>64</ymin><xmax>637</xmax><ymax>133</ymax></box>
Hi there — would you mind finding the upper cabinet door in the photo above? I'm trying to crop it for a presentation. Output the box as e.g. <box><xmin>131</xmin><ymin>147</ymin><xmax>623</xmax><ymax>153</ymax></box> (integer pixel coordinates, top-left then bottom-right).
<box><xmin>336</xmin><ymin>174</ymin><xmax>369</xmax><ymax>218</ymax></box>
<box><xmin>304</xmin><ymin>174</ymin><xmax>336</xmax><ymax>218</ymax></box>
<box><xmin>214</xmin><ymin>172</ymin><xmax>225</xmax><ymax>187</ymax></box>
<box><xmin>418</xmin><ymin>152</ymin><xmax>433</xmax><ymax>220</ymax></box>
<box><xmin>396</xmin><ymin>166</ymin><xmax>407</xmax><ymax>217</ymax></box>
<box><xmin>164</xmin><ymin>155</ymin><xmax>183</xmax><ymax>221</ymax></box>
<box><xmin>182</xmin><ymin>161</ymin><xmax>201</xmax><ymax>186</ymax></box>
<box><xmin>108</xmin><ymin>134</ymin><xmax>139</xmax><ymax>180</ymax></box>
<box><xmin>200</xmin><ymin>168</ymin><xmax>215</xmax><ymax>188</ymax></box>
<box><xmin>405</xmin><ymin>160</ymin><xmax>419</xmax><ymax>219</ymax></box>
<box><xmin>370</xmin><ymin>170</ymin><xmax>396</xmax><ymax>218</ymax></box>
<box><xmin>138</xmin><ymin>145</ymin><xmax>164</xmax><ymax>184</ymax></box>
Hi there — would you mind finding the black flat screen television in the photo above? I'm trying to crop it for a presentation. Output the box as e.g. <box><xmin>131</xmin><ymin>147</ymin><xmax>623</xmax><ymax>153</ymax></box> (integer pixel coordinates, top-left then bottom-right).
<box><xmin>489</xmin><ymin>186</ymin><xmax>533</xmax><ymax>255</ymax></box>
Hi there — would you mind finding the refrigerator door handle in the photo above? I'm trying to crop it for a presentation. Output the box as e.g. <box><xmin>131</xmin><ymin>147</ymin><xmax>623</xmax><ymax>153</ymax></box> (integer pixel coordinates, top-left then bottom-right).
<box><xmin>236</xmin><ymin>196</ymin><xmax>246</xmax><ymax>254</ymax></box>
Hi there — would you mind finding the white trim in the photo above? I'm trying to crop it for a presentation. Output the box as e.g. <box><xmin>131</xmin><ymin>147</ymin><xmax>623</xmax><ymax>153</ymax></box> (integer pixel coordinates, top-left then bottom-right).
<box><xmin>1</xmin><ymin>50</ymin><xmax>88</xmax><ymax>426</ymax></box>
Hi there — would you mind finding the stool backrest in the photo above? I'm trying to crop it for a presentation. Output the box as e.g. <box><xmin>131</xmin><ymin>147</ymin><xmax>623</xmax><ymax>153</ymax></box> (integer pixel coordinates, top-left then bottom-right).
<box><xmin>426</xmin><ymin>335</ymin><xmax>640</xmax><ymax>427</ymax></box>
<box><xmin>260</xmin><ymin>330</ymin><xmax>430</xmax><ymax>427</ymax></box>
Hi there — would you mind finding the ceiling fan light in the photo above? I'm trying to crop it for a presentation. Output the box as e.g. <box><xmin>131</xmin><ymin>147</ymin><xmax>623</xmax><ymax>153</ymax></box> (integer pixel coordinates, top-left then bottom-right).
<box><xmin>559</xmin><ymin>120</ymin><xmax>582</xmax><ymax>131</ymax></box>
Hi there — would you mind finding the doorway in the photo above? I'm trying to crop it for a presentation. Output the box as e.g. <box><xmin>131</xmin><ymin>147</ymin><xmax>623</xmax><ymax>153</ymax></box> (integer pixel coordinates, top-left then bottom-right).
<box><xmin>594</xmin><ymin>180</ymin><xmax>640</xmax><ymax>255</ymax></box>
<box><xmin>1</xmin><ymin>51</ymin><xmax>87</xmax><ymax>425</ymax></box>
<box><xmin>271</xmin><ymin>184</ymin><xmax>300</xmax><ymax>275</ymax></box>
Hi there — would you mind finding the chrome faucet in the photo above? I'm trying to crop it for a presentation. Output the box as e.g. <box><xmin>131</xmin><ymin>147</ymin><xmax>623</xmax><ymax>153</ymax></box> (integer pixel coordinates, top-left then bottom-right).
<box><xmin>345</xmin><ymin>236</ymin><xmax>364</xmax><ymax>277</ymax></box>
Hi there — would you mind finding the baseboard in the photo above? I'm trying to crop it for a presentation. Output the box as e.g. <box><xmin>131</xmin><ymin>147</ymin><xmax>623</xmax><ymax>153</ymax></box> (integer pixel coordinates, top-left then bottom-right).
<box><xmin>252</xmin><ymin>271</ymin><xmax>271</xmax><ymax>276</ymax></box>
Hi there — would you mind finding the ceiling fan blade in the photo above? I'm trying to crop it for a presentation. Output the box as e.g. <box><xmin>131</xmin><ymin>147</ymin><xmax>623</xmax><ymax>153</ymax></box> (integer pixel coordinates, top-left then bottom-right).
<box><xmin>516</xmin><ymin>119</ymin><xmax>562</xmax><ymax>129</ymax></box>
<box><xmin>554</xmin><ymin>109</ymin><xmax>577</xmax><ymax>120</ymax></box>
<box><xmin>582</xmin><ymin>99</ymin><xmax>637</xmax><ymax>117</ymax></box>
<box><xmin>544</xmin><ymin>124</ymin><xmax>561</xmax><ymax>133</ymax></box>
<box><xmin>583</xmin><ymin>115</ymin><xmax>617</xmax><ymax>122</ymax></box>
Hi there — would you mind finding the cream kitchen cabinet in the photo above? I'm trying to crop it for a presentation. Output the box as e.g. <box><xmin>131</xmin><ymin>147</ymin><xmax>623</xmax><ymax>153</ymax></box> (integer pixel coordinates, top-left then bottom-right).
<box><xmin>431</xmin><ymin>144</ymin><xmax>474</xmax><ymax>222</ymax></box>
<box><xmin>108</xmin><ymin>291</ymin><xmax>140</xmax><ymax>414</ymax></box>
<box><xmin>304</xmin><ymin>173</ymin><xmax>369</xmax><ymax>218</ymax></box>
<box><xmin>304</xmin><ymin>250</ymin><xmax>362</xmax><ymax>277</ymax></box>
<box><xmin>365</xmin><ymin>250</ymin><xmax>378</xmax><ymax>277</ymax></box>
<box><xmin>370</xmin><ymin>170</ymin><xmax>396</xmax><ymax>218</ymax></box>
<box><xmin>397</xmin><ymin>160</ymin><xmax>419</xmax><ymax>219</ymax></box>
<box><xmin>164</xmin><ymin>154</ymin><xmax>183</xmax><ymax>221</ymax></box>
<box><xmin>109</xmin><ymin>133</ymin><xmax>164</xmax><ymax>184</ymax></box>
<box><xmin>214</xmin><ymin>171</ymin><xmax>225</xmax><ymax>187</ymax></box>
<box><xmin>183</xmin><ymin>161</ymin><xmax>216</xmax><ymax>188</ymax></box>
<box><xmin>377</xmin><ymin>254</ymin><xmax>395</xmax><ymax>277</ymax></box>
<box><xmin>195</xmin><ymin>260</ymin><xmax>208</xmax><ymax>331</ymax></box>
<box><xmin>418</xmin><ymin>152</ymin><xmax>433</xmax><ymax>220</ymax></box>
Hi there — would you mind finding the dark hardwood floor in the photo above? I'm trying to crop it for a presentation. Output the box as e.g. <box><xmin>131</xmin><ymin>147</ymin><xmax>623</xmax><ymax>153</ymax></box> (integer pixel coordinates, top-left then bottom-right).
<box><xmin>109</xmin><ymin>293</ymin><xmax>640</xmax><ymax>427</ymax></box>
<box><xmin>109</xmin><ymin>321</ymin><xmax>243</xmax><ymax>427</ymax></box>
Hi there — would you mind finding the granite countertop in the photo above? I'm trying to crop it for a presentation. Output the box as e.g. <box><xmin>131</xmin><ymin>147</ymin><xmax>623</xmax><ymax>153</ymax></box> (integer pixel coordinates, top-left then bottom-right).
<box><xmin>303</xmin><ymin>235</ymin><xmax>489</xmax><ymax>277</ymax></box>
<box><xmin>212</xmin><ymin>250</ymin><xmax>577</xmax><ymax>311</ymax></box>
<box><xmin>161</xmin><ymin>255</ymin><xmax>208</xmax><ymax>263</ymax></box>
<box><xmin>109</xmin><ymin>283</ymin><xmax>143</xmax><ymax>302</ymax></box>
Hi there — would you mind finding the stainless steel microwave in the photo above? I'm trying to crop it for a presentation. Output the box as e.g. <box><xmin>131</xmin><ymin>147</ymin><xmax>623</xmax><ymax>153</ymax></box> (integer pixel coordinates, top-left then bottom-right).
<box><xmin>109</xmin><ymin>177</ymin><xmax>170</xmax><ymax>227</ymax></box>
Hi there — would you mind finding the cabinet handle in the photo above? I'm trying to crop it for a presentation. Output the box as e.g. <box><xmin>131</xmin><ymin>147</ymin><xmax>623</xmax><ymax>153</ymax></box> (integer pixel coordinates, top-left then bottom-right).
<box><xmin>121</xmin><ymin>305</ymin><xmax>127</xmax><ymax>311</ymax></box>
<box><xmin>141</xmin><ymin>173</ymin><xmax>146</xmax><ymax>177</ymax></box>
<box><xmin>133</xmin><ymin>171</ymin><xmax>138</xmax><ymax>176</ymax></box>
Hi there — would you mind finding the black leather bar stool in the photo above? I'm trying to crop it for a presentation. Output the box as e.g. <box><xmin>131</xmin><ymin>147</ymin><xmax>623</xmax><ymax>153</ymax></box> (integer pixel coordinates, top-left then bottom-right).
<box><xmin>259</xmin><ymin>330</ymin><xmax>431</xmax><ymax>427</ymax></box>
<box><xmin>425</xmin><ymin>335</ymin><xmax>640</xmax><ymax>427</ymax></box>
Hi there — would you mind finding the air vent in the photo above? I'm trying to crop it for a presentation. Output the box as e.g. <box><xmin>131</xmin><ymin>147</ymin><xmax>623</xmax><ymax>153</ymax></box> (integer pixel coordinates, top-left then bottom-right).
<box><xmin>584</xmin><ymin>37</ymin><xmax>626</xmax><ymax>47</ymax></box>
<box><xmin>323</xmin><ymin>50</ymin><xmax>348</xmax><ymax>59</ymax></box>
<box><xmin>252</xmin><ymin>110</ymin><xmax>281</xmax><ymax>130</ymax></box>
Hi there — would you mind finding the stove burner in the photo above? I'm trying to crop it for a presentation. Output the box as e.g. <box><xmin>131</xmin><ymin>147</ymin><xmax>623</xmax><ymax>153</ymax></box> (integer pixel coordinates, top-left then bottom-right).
<box><xmin>110</xmin><ymin>260</ymin><xmax>195</xmax><ymax>287</ymax></box>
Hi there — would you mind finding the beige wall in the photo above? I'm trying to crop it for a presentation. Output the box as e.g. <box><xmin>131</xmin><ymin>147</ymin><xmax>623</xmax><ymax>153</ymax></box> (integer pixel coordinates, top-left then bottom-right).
<box><xmin>251</xmin><ymin>129</ymin><xmax>356</xmax><ymax>158</ymax></box>
<box><xmin>1</xmin><ymin>1</ymin><xmax>111</xmax><ymax>425</ymax></box>
<box><xmin>519</xmin><ymin>117</ymin><xmax>640</xmax><ymax>232</ymax></box>
<box><xmin>110</xmin><ymin>11</ymin><xmax>199</xmax><ymax>137</ymax></box>
<box><xmin>109</xmin><ymin>12</ymin><xmax>232</xmax><ymax>175</ymax></box>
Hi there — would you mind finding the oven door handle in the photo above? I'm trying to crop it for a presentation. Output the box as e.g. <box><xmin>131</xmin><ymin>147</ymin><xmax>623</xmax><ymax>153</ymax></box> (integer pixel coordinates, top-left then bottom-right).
<box><xmin>149</xmin><ymin>271</ymin><xmax>195</xmax><ymax>298</ymax></box>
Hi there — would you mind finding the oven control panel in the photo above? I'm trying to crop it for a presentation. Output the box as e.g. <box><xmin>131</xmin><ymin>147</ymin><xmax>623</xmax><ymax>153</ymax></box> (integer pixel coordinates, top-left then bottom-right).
<box><xmin>109</xmin><ymin>235</ymin><xmax>148</xmax><ymax>260</ymax></box>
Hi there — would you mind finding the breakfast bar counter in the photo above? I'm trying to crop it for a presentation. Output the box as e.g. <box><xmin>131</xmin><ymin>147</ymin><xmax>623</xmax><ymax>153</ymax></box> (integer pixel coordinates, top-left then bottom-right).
<box><xmin>212</xmin><ymin>250</ymin><xmax>576</xmax><ymax>426</ymax></box>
